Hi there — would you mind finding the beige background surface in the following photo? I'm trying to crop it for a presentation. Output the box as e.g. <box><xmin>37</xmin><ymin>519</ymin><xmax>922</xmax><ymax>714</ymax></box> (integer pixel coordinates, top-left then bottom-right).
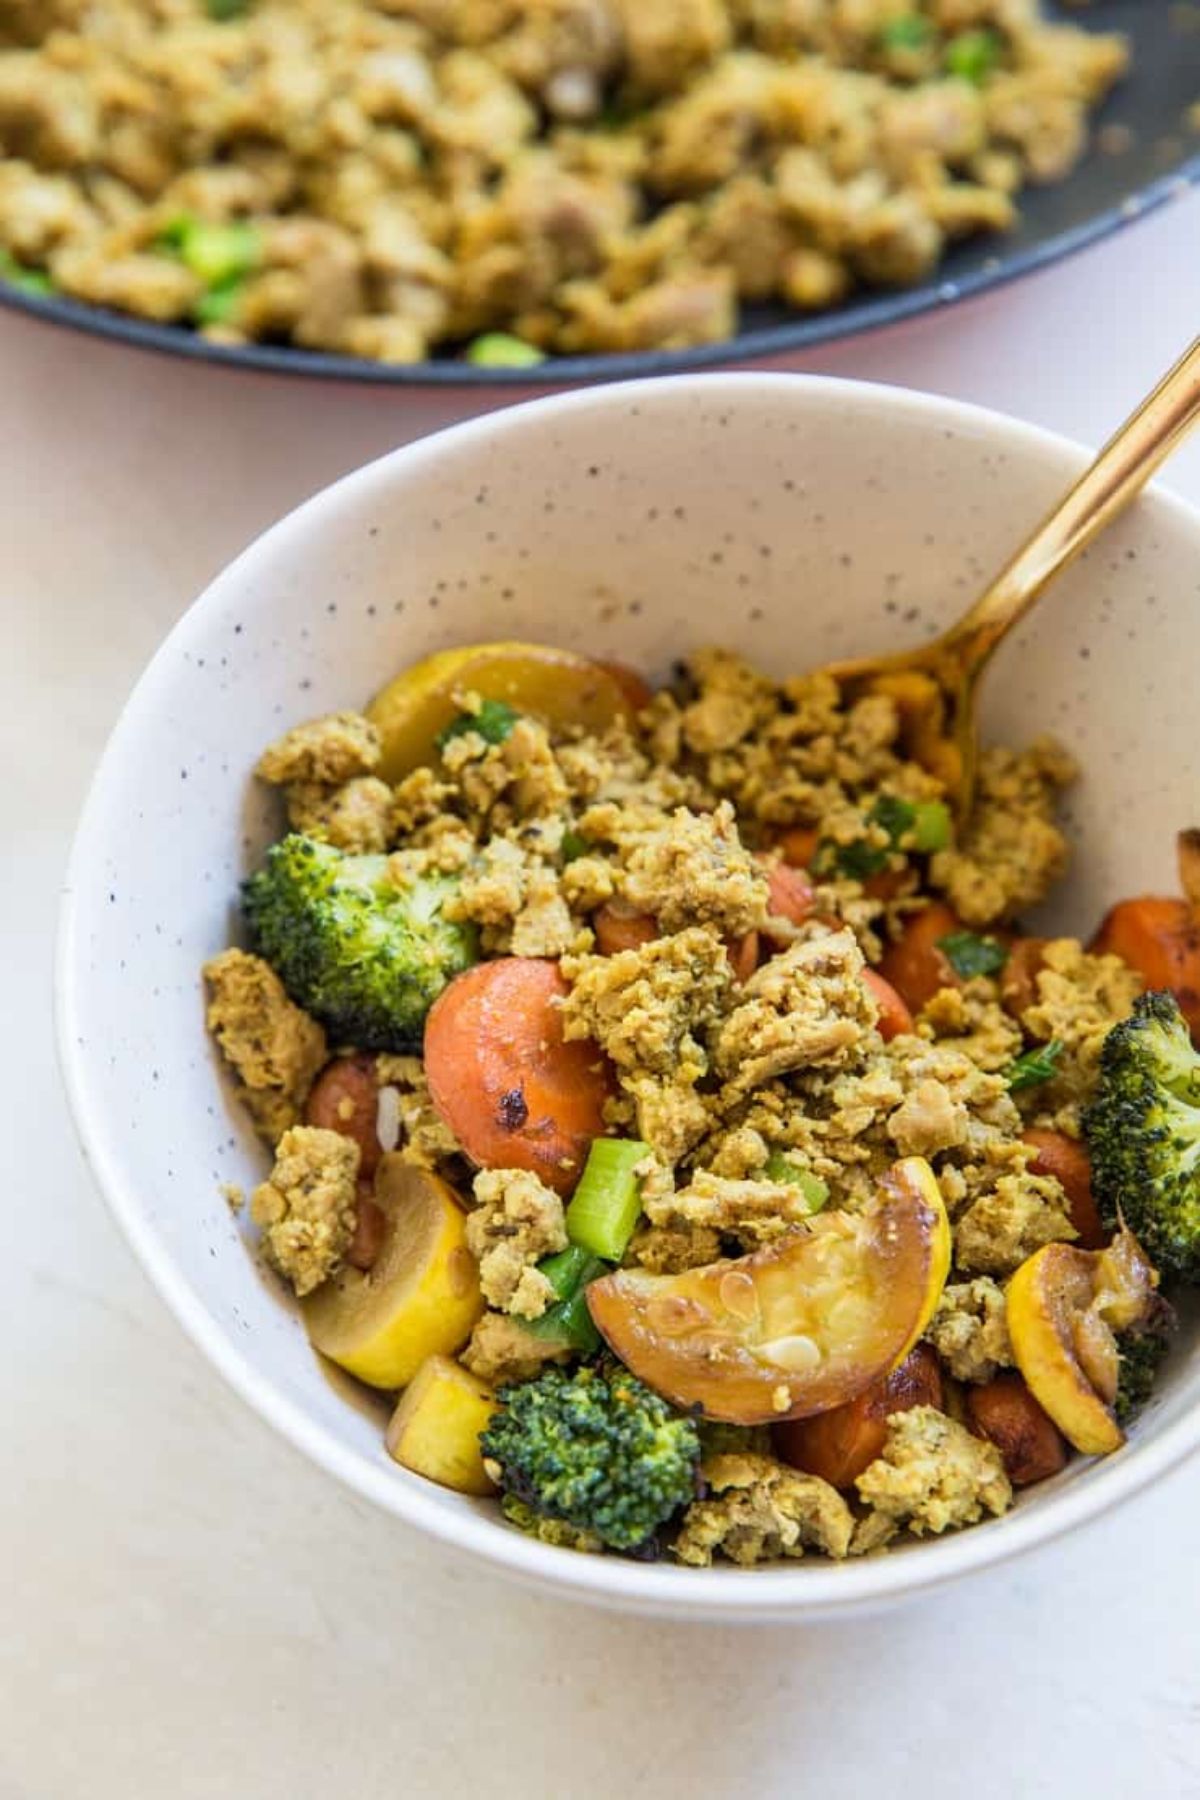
<box><xmin>4</xmin><ymin>188</ymin><xmax>1199</xmax><ymax>1799</ymax></box>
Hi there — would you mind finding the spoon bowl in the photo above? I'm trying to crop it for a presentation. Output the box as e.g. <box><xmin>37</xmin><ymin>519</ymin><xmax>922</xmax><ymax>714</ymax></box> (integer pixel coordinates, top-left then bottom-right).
<box><xmin>826</xmin><ymin>336</ymin><xmax>1200</xmax><ymax>816</ymax></box>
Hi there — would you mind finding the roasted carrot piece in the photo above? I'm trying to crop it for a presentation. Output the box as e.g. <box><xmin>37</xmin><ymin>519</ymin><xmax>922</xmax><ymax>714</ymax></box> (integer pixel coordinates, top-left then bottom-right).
<box><xmin>304</xmin><ymin>1054</ymin><xmax>382</xmax><ymax>1178</ymax></box>
<box><xmin>726</xmin><ymin>931</ymin><xmax>760</xmax><ymax>983</ymax></box>
<box><xmin>999</xmin><ymin>936</ymin><xmax>1048</xmax><ymax>1020</ymax></box>
<box><xmin>776</xmin><ymin>826</ymin><xmax>819</xmax><ymax>869</ymax></box>
<box><xmin>759</xmin><ymin>858</ymin><xmax>816</xmax><ymax>945</ymax></box>
<box><xmin>1091</xmin><ymin>897</ymin><xmax>1200</xmax><ymax>1039</ymax></box>
<box><xmin>593</xmin><ymin>903</ymin><xmax>659</xmax><ymax>957</ymax></box>
<box><xmin>877</xmin><ymin>900</ymin><xmax>963</xmax><ymax>1014</ymax></box>
<box><xmin>773</xmin><ymin>1345</ymin><xmax>943</xmax><ymax>1489</ymax></box>
<box><xmin>423</xmin><ymin>958</ymin><xmax>613</xmax><ymax>1196</ymax></box>
<box><xmin>345</xmin><ymin>1180</ymin><xmax>387</xmax><ymax>1272</ymax></box>
<box><xmin>1022</xmin><ymin>1128</ymin><xmax>1106</xmax><ymax>1250</ymax></box>
<box><xmin>863</xmin><ymin>968</ymin><xmax>915</xmax><ymax>1041</ymax></box>
<box><xmin>965</xmin><ymin>1371</ymin><xmax>1068</xmax><ymax>1487</ymax></box>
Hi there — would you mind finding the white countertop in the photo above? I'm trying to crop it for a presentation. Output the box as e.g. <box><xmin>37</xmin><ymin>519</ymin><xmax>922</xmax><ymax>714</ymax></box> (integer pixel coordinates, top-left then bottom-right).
<box><xmin>6</xmin><ymin>189</ymin><xmax>1200</xmax><ymax>1800</ymax></box>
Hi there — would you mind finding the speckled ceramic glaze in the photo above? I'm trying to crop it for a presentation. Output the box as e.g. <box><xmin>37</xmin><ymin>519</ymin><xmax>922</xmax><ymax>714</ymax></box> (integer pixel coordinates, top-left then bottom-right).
<box><xmin>58</xmin><ymin>375</ymin><xmax>1200</xmax><ymax>1620</ymax></box>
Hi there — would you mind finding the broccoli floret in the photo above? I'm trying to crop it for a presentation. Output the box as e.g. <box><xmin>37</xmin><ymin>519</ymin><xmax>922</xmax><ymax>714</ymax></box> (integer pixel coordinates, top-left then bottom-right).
<box><xmin>242</xmin><ymin>834</ymin><xmax>476</xmax><ymax>1050</ymax></box>
<box><xmin>1115</xmin><ymin>1292</ymin><xmax>1177</xmax><ymax>1425</ymax></box>
<box><xmin>500</xmin><ymin>1494</ymin><xmax>603</xmax><ymax>1552</ymax></box>
<box><xmin>1084</xmin><ymin>990</ymin><xmax>1200</xmax><ymax>1281</ymax></box>
<box><xmin>696</xmin><ymin>1420</ymin><xmax>771</xmax><ymax>1460</ymax></box>
<box><xmin>480</xmin><ymin>1363</ymin><xmax>701</xmax><ymax>1552</ymax></box>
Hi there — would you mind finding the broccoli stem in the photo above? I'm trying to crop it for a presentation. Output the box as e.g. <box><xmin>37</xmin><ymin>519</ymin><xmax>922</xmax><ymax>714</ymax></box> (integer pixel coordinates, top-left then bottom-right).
<box><xmin>565</xmin><ymin>1138</ymin><xmax>650</xmax><ymax>1261</ymax></box>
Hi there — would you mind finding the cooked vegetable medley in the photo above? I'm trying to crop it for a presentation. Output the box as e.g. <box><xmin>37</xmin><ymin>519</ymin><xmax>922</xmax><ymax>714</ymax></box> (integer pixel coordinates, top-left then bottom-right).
<box><xmin>205</xmin><ymin>639</ymin><xmax>1199</xmax><ymax>1565</ymax></box>
<box><xmin>0</xmin><ymin>0</ymin><xmax>1127</xmax><ymax>363</ymax></box>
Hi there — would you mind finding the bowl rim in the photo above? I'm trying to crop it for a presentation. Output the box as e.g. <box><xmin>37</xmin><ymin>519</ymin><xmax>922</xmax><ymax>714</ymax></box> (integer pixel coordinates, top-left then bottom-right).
<box><xmin>8</xmin><ymin>156</ymin><xmax>1198</xmax><ymax>389</ymax></box>
<box><xmin>56</xmin><ymin>369</ymin><xmax>1200</xmax><ymax>1619</ymax></box>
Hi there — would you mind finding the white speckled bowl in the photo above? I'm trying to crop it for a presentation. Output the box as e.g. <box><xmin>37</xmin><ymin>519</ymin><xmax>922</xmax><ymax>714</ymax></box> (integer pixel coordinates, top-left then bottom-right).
<box><xmin>58</xmin><ymin>374</ymin><xmax>1200</xmax><ymax>1620</ymax></box>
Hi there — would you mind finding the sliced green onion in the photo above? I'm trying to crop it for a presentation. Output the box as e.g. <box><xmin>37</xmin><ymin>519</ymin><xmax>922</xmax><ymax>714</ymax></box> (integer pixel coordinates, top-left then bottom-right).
<box><xmin>560</xmin><ymin>827</ymin><xmax>589</xmax><ymax>864</ymax></box>
<box><xmin>526</xmin><ymin>1287</ymin><xmax>602</xmax><ymax>1355</ymax></box>
<box><xmin>814</xmin><ymin>835</ymin><xmax>884</xmax><ymax>880</ymax></box>
<box><xmin>465</xmin><ymin>333</ymin><xmax>545</xmax><ymax>369</ymax></box>
<box><xmin>938</xmin><ymin>930</ymin><xmax>1009</xmax><ymax>980</ymax></box>
<box><xmin>565</xmin><ymin>1137</ymin><xmax>650</xmax><ymax>1261</ymax></box>
<box><xmin>206</xmin><ymin>0</ymin><xmax>249</xmax><ymax>20</ymax></box>
<box><xmin>944</xmin><ymin>27</ymin><xmax>1001</xmax><ymax>82</ymax></box>
<box><xmin>180</xmin><ymin>220</ymin><xmax>260</xmax><ymax>287</ymax></box>
<box><xmin>763</xmin><ymin>1152</ymin><xmax>829</xmax><ymax>1213</ymax></box>
<box><xmin>817</xmin><ymin>792</ymin><xmax>950</xmax><ymax>878</ymax></box>
<box><xmin>436</xmin><ymin>697</ymin><xmax>521</xmax><ymax>752</ymax></box>
<box><xmin>1004</xmin><ymin>1039</ymin><xmax>1064</xmax><ymax>1092</ymax></box>
<box><xmin>869</xmin><ymin>794</ymin><xmax>916</xmax><ymax>842</ymax></box>
<box><xmin>909</xmin><ymin>800</ymin><xmax>951</xmax><ymax>852</ymax></box>
<box><xmin>537</xmin><ymin>1243</ymin><xmax>607</xmax><ymax>1304</ymax></box>
<box><xmin>879</xmin><ymin>13</ymin><xmax>935</xmax><ymax>50</ymax></box>
<box><xmin>192</xmin><ymin>276</ymin><xmax>245</xmax><ymax>326</ymax></box>
<box><xmin>527</xmin><ymin>1244</ymin><xmax>609</xmax><ymax>1353</ymax></box>
<box><xmin>0</xmin><ymin>249</ymin><xmax>53</xmax><ymax>296</ymax></box>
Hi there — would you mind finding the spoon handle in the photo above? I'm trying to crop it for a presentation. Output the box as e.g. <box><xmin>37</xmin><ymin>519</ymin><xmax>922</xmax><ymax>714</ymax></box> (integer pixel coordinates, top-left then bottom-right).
<box><xmin>944</xmin><ymin>334</ymin><xmax>1200</xmax><ymax>671</ymax></box>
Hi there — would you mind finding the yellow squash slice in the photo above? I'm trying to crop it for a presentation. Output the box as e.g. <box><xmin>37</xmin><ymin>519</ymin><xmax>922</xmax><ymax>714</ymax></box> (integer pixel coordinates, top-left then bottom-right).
<box><xmin>1007</xmin><ymin>1229</ymin><xmax>1157</xmax><ymax>1456</ymax></box>
<box><xmin>302</xmin><ymin>1156</ymin><xmax>482</xmax><ymax>1389</ymax></box>
<box><xmin>586</xmin><ymin>1157</ymin><xmax>951</xmax><ymax>1425</ymax></box>
<box><xmin>385</xmin><ymin>1355</ymin><xmax>498</xmax><ymax>1495</ymax></box>
<box><xmin>366</xmin><ymin>641</ymin><xmax>638</xmax><ymax>781</ymax></box>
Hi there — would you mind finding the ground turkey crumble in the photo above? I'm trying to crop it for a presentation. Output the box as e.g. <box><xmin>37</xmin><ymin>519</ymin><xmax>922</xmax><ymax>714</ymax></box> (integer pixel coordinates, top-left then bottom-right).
<box><xmin>461</xmin><ymin>1311</ymin><xmax>571</xmax><ymax>1386</ymax></box>
<box><xmin>953</xmin><ymin>1172</ymin><xmax>1076</xmax><ymax>1276</ymax></box>
<box><xmin>374</xmin><ymin>1054</ymin><xmax>464</xmax><ymax>1169</ymax></box>
<box><xmin>928</xmin><ymin>738</ymin><xmax>1077</xmax><ymax>926</ymax></box>
<box><xmin>854</xmin><ymin>1406</ymin><xmax>1012</xmax><ymax>1546</ymax></box>
<box><xmin>561</xmin><ymin>925</ymin><xmax>732</xmax><ymax>1162</ymax></box>
<box><xmin>256</xmin><ymin>710</ymin><xmax>382</xmax><ymax>786</ymax></box>
<box><xmin>1011</xmin><ymin>937</ymin><xmax>1142</xmax><ymax>1133</ymax></box>
<box><xmin>203</xmin><ymin>947</ymin><xmax>327</xmax><ymax>1143</ymax></box>
<box><xmin>714</xmin><ymin>927</ymin><xmax>874</xmax><ymax>1093</ymax></box>
<box><xmin>285</xmin><ymin>776</ymin><xmax>395</xmax><ymax>854</ymax></box>
<box><xmin>0</xmin><ymin>3</ymin><xmax>1126</xmax><ymax>364</ymax></box>
<box><xmin>208</xmin><ymin>642</ymin><xmax>1146</xmax><ymax>1568</ymax></box>
<box><xmin>927</xmin><ymin>1277</ymin><xmax>1013</xmax><ymax>1383</ymax></box>
<box><xmin>250</xmin><ymin>1124</ymin><xmax>360</xmax><ymax>1296</ymax></box>
<box><xmin>465</xmin><ymin>1168</ymin><xmax>568</xmax><ymax>1319</ymax></box>
<box><xmin>673</xmin><ymin>1452</ymin><xmax>854</xmax><ymax>1566</ymax></box>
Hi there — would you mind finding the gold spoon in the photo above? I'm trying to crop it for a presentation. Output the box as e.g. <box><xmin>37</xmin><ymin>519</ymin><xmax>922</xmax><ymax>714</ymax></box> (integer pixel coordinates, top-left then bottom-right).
<box><xmin>825</xmin><ymin>335</ymin><xmax>1200</xmax><ymax>818</ymax></box>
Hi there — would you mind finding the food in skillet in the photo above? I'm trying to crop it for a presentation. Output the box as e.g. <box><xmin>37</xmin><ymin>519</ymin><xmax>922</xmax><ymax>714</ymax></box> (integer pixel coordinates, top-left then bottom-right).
<box><xmin>204</xmin><ymin>641</ymin><xmax>1199</xmax><ymax>1564</ymax></box>
<box><xmin>0</xmin><ymin>0</ymin><xmax>1127</xmax><ymax>364</ymax></box>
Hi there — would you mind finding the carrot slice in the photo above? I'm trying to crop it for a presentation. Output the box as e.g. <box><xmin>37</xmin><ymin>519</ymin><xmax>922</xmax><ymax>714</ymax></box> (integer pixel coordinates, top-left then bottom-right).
<box><xmin>593</xmin><ymin>903</ymin><xmax>659</xmax><ymax>957</ymax></box>
<box><xmin>725</xmin><ymin>931</ymin><xmax>759</xmax><ymax>983</ymax></box>
<box><xmin>424</xmin><ymin>958</ymin><xmax>612</xmax><ymax>1196</ymax></box>
<box><xmin>1091</xmin><ymin>896</ymin><xmax>1200</xmax><ymax>1039</ymax></box>
<box><xmin>776</xmin><ymin>826</ymin><xmax>819</xmax><ymax>869</ymax></box>
<box><xmin>999</xmin><ymin>936</ymin><xmax>1048</xmax><ymax>1019</ymax></box>
<box><xmin>1022</xmin><ymin>1128</ymin><xmax>1106</xmax><ymax>1250</ymax></box>
<box><xmin>305</xmin><ymin>1054</ymin><xmax>382</xmax><ymax>1178</ymax></box>
<box><xmin>965</xmin><ymin>1372</ymin><xmax>1067</xmax><ymax>1487</ymax></box>
<box><xmin>773</xmin><ymin>1344</ymin><xmax>943</xmax><ymax>1489</ymax></box>
<box><xmin>759</xmin><ymin>858</ymin><xmax>816</xmax><ymax>946</ymax></box>
<box><xmin>877</xmin><ymin>900</ymin><xmax>963</xmax><ymax>1014</ymax></box>
<box><xmin>863</xmin><ymin>968</ymin><xmax>914</xmax><ymax>1041</ymax></box>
